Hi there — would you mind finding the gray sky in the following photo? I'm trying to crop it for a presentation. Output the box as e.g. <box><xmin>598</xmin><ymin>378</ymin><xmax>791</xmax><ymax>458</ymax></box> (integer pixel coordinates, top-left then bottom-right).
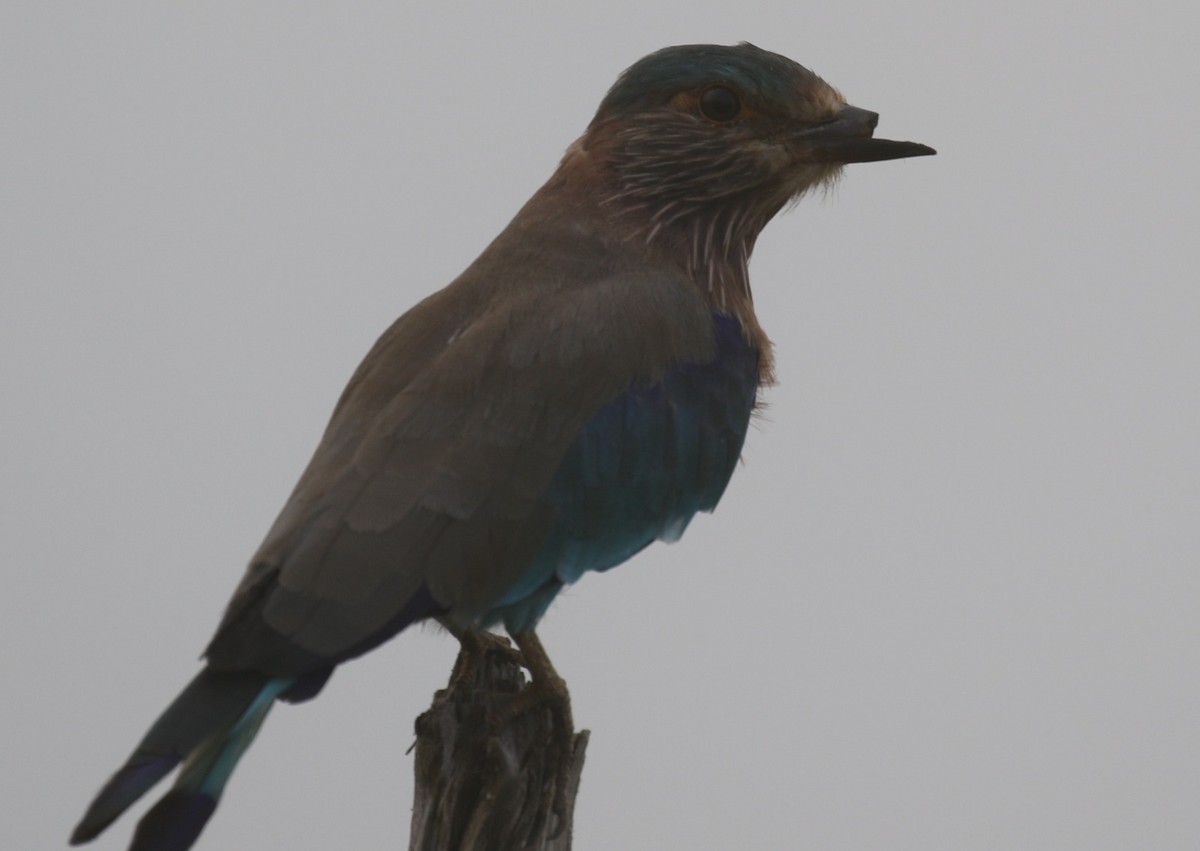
<box><xmin>4</xmin><ymin>2</ymin><xmax>1197</xmax><ymax>849</ymax></box>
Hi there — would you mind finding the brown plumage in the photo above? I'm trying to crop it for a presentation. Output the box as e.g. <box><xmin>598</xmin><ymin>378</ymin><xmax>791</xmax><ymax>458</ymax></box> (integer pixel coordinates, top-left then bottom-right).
<box><xmin>72</xmin><ymin>43</ymin><xmax>933</xmax><ymax>851</ymax></box>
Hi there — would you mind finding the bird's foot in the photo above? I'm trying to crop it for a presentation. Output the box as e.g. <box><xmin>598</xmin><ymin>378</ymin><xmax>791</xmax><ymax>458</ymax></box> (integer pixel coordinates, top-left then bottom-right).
<box><xmin>445</xmin><ymin>627</ymin><xmax>522</xmax><ymax>690</ymax></box>
<box><xmin>510</xmin><ymin>631</ymin><xmax>577</xmax><ymax>838</ymax></box>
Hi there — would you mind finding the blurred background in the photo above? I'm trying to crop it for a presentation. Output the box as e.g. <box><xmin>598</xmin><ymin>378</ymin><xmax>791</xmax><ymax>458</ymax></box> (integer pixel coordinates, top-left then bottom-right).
<box><xmin>3</xmin><ymin>2</ymin><xmax>1196</xmax><ymax>849</ymax></box>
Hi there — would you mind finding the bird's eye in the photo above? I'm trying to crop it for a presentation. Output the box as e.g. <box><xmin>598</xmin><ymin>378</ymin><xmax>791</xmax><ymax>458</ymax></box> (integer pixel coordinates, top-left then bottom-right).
<box><xmin>699</xmin><ymin>85</ymin><xmax>741</xmax><ymax>122</ymax></box>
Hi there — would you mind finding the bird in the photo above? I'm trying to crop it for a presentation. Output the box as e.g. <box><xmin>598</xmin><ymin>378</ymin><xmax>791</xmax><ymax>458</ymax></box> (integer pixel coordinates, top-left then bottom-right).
<box><xmin>71</xmin><ymin>42</ymin><xmax>934</xmax><ymax>851</ymax></box>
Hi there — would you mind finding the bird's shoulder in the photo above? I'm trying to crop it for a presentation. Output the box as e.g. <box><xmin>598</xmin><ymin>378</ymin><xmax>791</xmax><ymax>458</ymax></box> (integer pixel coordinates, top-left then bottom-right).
<box><xmin>330</xmin><ymin>215</ymin><xmax>722</xmax><ymax>446</ymax></box>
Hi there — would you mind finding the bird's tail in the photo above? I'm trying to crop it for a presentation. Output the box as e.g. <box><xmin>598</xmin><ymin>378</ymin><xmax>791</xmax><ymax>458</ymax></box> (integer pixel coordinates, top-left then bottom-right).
<box><xmin>71</xmin><ymin>669</ymin><xmax>292</xmax><ymax>851</ymax></box>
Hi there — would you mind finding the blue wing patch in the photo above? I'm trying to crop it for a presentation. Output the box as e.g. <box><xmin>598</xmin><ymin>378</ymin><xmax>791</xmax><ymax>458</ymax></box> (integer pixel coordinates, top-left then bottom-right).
<box><xmin>493</xmin><ymin>313</ymin><xmax>760</xmax><ymax>630</ymax></box>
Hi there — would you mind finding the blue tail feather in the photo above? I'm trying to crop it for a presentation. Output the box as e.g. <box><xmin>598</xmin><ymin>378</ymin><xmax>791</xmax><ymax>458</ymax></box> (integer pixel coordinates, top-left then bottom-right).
<box><xmin>178</xmin><ymin>678</ymin><xmax>287</xmax><ymax>798</ymax></box>
<box><xmin>71</xmin><ymin>671</ymin><xmax>291</xmax><ymax>850</ymax></box>
<box><xmin>69</xmin><ymin>754</ymin><xmax>181</xmax><ymax>844</ymax></box>
<box><xmin>129</xmin><ymin>791</ymin><xmax>217</xmax><ymax>851</ymax></box>
<box><xmin>125</xmin><ymin>677</ymin><xmax>288</xmax><ymax>850</ymax></box>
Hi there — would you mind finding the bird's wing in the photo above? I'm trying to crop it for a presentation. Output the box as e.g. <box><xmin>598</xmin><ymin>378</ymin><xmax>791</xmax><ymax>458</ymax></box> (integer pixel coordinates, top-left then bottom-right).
<box><xmin>205</xmin><ymin>260</ymin><xmax>717</xmax><ymax>674</ymax></box>
<box><xmin>489</xmin><ymin>311</ymin><xmax>762</xmax><ymax>632</ymax></box>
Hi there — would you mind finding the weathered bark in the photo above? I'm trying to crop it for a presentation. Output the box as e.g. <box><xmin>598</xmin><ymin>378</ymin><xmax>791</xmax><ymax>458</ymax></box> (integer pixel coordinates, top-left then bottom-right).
<box><xmin>409</xmin><ymin>637</ymin><xmax>589</xmax><ymax>851</ymax></box>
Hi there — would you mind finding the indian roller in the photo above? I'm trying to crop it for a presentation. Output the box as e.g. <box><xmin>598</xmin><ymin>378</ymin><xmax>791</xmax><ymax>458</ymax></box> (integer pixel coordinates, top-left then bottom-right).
<box><xmin>71</xmin><ymin>43</ymin><xmax>934</xmax><ymax>850</ymax></box>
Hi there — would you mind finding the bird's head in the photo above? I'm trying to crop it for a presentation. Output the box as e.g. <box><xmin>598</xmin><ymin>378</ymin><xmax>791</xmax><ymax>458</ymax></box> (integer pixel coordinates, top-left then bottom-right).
<box><xmin>576</xmin><ymin>43</ymin><xmax>934</xmax><ymax>245</ymax></box>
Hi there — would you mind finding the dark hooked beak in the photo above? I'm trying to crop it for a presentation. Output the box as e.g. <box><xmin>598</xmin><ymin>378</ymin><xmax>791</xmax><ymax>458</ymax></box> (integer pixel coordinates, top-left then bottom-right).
<box><xmin>794</xmin><ymin>105</ymin><xmax>936</xmax><ymax>164</ymax></box>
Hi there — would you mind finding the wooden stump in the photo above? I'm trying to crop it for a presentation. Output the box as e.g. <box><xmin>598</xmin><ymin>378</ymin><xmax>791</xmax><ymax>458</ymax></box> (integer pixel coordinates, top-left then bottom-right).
<box><xmin>409</xmin><ymin>637</ymin><xmax>589</xmax><ymax>851</ymax></box>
